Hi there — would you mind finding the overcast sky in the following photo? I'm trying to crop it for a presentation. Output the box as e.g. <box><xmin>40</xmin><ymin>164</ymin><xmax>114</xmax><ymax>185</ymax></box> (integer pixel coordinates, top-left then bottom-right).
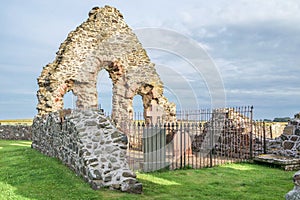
<box><xmin>1</xmin><ymin>0</ymin><xmax>300</xmax><ymax>120</ymax></box>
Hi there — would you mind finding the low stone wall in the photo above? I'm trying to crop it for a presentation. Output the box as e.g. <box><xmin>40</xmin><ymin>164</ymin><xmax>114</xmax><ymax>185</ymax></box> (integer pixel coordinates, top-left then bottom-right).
<box><xmin>31</xmin><ymin>109</ymin><xmax>142</xmax><ymax>193</ymax></box>
<box><xmin>266</xmin><ymin>119</ymin><xmax>300</xmax><ymax>158</ymax></box>
<box><xmin>0</xmin><ymin>125</ymin><xmax>32</xmax><ymax>140</ymax></box>
<box><xmin>267</xmin><ymin>134</ymin><xmax>300</xmax><ymax>158</ymax></box>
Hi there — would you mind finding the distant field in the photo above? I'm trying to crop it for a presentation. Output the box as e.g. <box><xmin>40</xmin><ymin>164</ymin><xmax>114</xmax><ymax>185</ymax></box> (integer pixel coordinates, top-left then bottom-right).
<box><xmin>263</xmin><ymin>122</ymin><xmax>288</xmax><ymax>126</ymax></box>
<box><xmin>0</xmin><ymin>119</ymin><xmax>33</xmax><ymax>126</ymax></box>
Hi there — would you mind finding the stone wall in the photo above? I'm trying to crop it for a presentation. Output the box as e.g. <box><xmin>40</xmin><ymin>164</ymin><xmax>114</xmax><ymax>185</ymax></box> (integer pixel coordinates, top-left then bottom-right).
<box><xmin>0</xmin><ymin>125</ymin><xmax>31</xmax><ymax>140</ymax></box>
<box><xmin>31</xmin><ymin>109</ymin><xmax>142</xmax><ymax>193</ymax></box>
<box><xmin>267</xmin><ymin>118</ymin><xmax>300</xmax><ymax>158</ymax></box>
<box><xmin>36</xmin><ymin>5</ymin><xmax>175</xmax><ymax>126</ymax></box>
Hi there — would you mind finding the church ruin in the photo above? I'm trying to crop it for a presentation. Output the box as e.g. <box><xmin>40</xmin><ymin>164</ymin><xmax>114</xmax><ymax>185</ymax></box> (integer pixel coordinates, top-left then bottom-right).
<box><xmin>32</xmin><ymin>5</ymin><xmax>177</xmax><ymax>193</ymax></box>
<box><xmin>36</xmin><ymin>6</ymin><xmax>175</xmax><ymax>125</ymax></box>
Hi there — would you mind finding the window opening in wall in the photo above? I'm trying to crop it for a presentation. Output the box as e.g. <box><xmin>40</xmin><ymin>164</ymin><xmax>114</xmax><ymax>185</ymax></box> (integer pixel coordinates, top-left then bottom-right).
<box><xmin>97</xmin><ymin>70</ymin><xmax>113</xmax><ymax>115</ymax></box>
<box><xmin>132</xmin><ymin>95</ymin><xmax>144</xmax><ymax>121</ymax></box>
<box><xmin>63</xmin><ymin>91</ymin><xmax>77</xmax><ymax>109</ymax></box>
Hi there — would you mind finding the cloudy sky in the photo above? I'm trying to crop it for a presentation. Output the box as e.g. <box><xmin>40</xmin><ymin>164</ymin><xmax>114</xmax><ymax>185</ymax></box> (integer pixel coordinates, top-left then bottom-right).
<box><xmin>1</xmin><ymin>0</ymin><xmax>300</xmax><ymax>120</ymax></box>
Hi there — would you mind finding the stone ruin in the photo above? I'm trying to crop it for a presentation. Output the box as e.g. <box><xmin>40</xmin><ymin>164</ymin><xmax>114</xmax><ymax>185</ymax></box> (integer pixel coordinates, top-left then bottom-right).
<box><xmin>255</xmin><ymin>112</ymin><xmax>300</xmax><ymax>170</ymax></box>
<box><xmin>32</xmin><ymin>5</ymin><xmax>176</xmax><ymax>193</ymax></box>
<box><xmin>192</xmin><ymin>108</ymin><xmax>253</xmax><ymax>158</ymax></box>
<box><xmin>36</xmin><ymin>5</ymin><xmax>175</xmax><ymax>125</ymax></box>
<box><xmin>267</xmin><ymin>113</ymin><xmax>300</xmax><ymax>158</ymax></box>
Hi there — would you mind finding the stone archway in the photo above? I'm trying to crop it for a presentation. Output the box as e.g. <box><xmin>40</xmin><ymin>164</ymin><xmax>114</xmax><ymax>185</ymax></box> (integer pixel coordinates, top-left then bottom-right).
<box><xmin>36</xmin><ymin>6</ymin><xmax>176</xmax><ymax>125</ymax></box>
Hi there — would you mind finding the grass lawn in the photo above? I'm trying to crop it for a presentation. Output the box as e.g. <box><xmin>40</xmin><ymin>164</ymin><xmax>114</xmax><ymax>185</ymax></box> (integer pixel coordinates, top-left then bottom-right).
<box><xmin>0</xmin><ymin>140</ymin><xmax>296</xmax><ymax>200</ymax></box>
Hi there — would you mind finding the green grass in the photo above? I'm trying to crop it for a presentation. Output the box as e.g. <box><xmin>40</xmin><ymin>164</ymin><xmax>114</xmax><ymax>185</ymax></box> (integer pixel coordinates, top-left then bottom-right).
<box><xmin>0</xmin><ymin>140</ymin><xmax>296</xmax><ymax>200</ymax></box>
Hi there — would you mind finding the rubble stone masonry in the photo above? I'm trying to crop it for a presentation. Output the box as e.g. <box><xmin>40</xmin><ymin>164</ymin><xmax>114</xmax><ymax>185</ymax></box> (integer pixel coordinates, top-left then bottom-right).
<box><xmin>0</xmin><ymin>125</ymin><xmax>31</xmax><ymax>140</ymax></box>
<box><xmin>36</xmin><ymin>5</ymin><xmax>175</xmax><ymax>125</ymax></box>
<box><xmin>32</xmin><ymin>109</ymin><xmax>142</xmax><ymax>193</ymax></box>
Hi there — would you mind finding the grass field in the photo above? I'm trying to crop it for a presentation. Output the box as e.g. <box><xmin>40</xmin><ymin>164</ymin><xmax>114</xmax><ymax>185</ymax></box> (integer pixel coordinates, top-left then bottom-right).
<box><xmin>0</xmin><ymin>119</ymin><xmax>33</xmax><ymax>126</ymax></box>
<box><xmin>0</xmin><ymin>140</ymin><xmax>296</xmax><ymax>200</ymax></box>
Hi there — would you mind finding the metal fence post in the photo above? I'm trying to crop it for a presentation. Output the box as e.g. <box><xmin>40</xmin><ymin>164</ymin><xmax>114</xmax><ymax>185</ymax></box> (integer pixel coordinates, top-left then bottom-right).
<box><xmin>263</xmin><ymin>121</ymin><xmax>267</xmax><ymax>154</ymax></box>
<box><xmin>249</xmin><ymin>106</ymin><xmax>253</xmax><ymax>159</ymax></box>
<box><xmin>210</xmin><ymin>110</ymin><xmax>214</xmax><ymax>168</ymax></box>
<box><xmin>180</xmin><ymin>122</ymin><xmax>183</xmax><ymax>169</ymax></box>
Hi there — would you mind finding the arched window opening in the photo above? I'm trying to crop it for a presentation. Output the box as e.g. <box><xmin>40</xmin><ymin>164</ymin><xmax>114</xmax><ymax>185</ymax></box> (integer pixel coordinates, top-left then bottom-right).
<box><xmin>63</xmin><ymin>91</ymin><xmax>77</xmax><ymax>109</ymax></box>
<box><xmin>97</xmin><ymin>70</ymin><xmax>113</xmax><ymax>115</ymax></box>
<box><xmin>132</xmin><ymin>95</ymin><xmax>144</xmax><ymax>121</ymax></box>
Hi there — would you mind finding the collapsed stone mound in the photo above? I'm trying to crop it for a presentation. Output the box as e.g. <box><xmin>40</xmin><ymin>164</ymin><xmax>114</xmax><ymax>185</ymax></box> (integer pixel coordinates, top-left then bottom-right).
<box><xmin>32</xmin><ymin>109</ymin><xmax>142</xmax><ymax>193</ymax></box>
<box><xmin>192</xmin><ymin>108</ymin><xmax>254</xmax><ymax>158</ymax></box>
<box><xmin>253</xmin><ymin>114</ymin><xmax>300</xmax><ymax>171</ymax></box>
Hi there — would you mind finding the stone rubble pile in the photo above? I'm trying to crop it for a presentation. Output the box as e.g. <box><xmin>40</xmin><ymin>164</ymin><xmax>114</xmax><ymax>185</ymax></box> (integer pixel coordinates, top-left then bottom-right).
<box><xmin>32</xmin><ymin>109</ymin><xmax>142</xmax><ymax>193</ymax></box>
<box><xmin>267</xmin><ymin>118</ymin><xmax>300</xmax><ymax>158</ymax></box>
<box><xmin>192</xmin><ymin>108</ymin><xmax>259</xmax><ymax>158</ymax></box>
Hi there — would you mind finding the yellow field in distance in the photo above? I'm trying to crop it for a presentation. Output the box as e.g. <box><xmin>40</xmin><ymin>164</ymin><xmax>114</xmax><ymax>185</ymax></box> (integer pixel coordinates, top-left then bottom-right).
<box><xmin>0</xmin><ymin>119</ymin><xmax>33</xmax><ymax>126</ymax></box>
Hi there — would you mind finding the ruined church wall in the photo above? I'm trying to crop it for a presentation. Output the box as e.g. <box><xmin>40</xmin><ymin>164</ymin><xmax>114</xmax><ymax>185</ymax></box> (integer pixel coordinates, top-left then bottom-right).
<box><xmin>31</xmin><ymin>109</ymin><xmax>142</xmax><ymax>193</ymax></box>
<box><xmin>36</xmin><ymin>6</ymin><xmax>176</xmax><ymax>126</ymax></box>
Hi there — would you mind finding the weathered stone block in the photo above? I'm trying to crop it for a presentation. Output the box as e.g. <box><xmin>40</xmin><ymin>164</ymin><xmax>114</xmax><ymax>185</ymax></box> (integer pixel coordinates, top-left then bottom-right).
<box><xmin>111</xmin><ymin>130</ymin><xmax>121</xmax><ymax>138</ymax></box>
<box><xmin>91</xmin><ymin>136</ymin><xmax>101</xmax><ymax>142</ymax></box>
<box><xmin>121</xmin><ymin>179</ymin><xmax>142</xmax><ymax>194</ymax></box>
<box><xmin>85</xmin><ymin>121</ymin><xmax>98</xmax><ymax>126</ymax></box>
<box><xmin>284</xmin><ymin>141</ymin><xmax>296</xmax><ymax>150</ymax></box>
<box><xmin>122</xmin><ymin>171</ymin><xmax>136</xmax><ymax>178</ymax></box>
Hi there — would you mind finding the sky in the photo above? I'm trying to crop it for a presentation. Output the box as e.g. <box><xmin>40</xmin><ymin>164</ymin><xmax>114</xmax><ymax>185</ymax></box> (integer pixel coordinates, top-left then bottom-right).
<box><xmin>1</xmin><ymin>0</ymin><xmax>300</xmax><ymax>120</ymax></box>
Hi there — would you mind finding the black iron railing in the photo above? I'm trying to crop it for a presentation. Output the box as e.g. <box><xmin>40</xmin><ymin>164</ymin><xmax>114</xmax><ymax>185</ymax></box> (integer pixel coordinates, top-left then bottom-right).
<box><xmin>116</xmin><ymin>106</ymin><xmax>275</xmax><ymax>172</ymax></box>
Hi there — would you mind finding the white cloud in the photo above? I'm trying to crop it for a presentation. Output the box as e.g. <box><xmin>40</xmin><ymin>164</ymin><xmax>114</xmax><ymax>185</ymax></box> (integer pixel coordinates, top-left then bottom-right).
<box><xmin>177</xmin><ymin>0</ymin><xmax>300</xmax><ymax>28</ymax></box>
<box><xmin>227</xmin><ymin>88</ymin><xmax>300</xmax><ymax>96</ymax></box>
<box><xmin>1</xmin><ymin>0</ymin><xmax>300</xmax><ymax>119</ymax></box>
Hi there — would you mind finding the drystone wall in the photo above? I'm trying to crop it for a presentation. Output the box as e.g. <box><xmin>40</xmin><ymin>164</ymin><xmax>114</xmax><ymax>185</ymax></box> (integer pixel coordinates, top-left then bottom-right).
<box><xmin>36</xmin><ymin>5</ymin><xmax>175</xmax><ymax>126</ymax></box>
<box><xmin>267</xmin><ymin>119</ymin><xmax>300</xmax><ymax>158</ymax></box>
<box><xmin>0</xmin><ymin>125</ymin><xmax>31</xmax><ymax>140</ymax></box>
<box><xmin>31</xmin><ymin>109</ymin><xmax>142</xmax><ymax>193</ymax></box>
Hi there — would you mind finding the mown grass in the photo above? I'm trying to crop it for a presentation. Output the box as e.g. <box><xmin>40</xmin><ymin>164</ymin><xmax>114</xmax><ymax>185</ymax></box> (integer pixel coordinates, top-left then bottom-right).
<box><xmin>0</xmin><ymin>140</ymin><xmax>296</xmax><ymax>200</ymax></box>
